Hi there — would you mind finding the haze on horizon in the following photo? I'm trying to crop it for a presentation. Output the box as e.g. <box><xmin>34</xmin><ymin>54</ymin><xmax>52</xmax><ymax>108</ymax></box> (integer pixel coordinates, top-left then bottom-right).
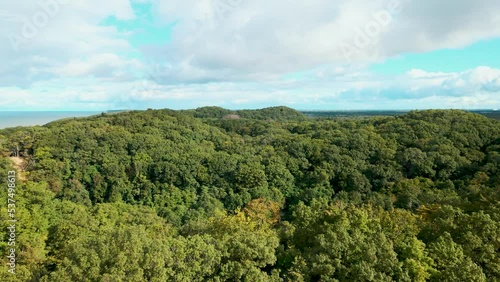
<box><xmin>1</xmin><ymin>0</ymin><xmax>500</xmax><ymax>111</ymax></box>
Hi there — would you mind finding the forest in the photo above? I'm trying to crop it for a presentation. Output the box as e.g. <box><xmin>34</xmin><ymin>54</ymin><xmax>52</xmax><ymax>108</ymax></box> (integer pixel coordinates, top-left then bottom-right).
<box><xmin>0</xmin><ymin>106</ymin><xmax>499</xmax><ymax>281</ymax></box>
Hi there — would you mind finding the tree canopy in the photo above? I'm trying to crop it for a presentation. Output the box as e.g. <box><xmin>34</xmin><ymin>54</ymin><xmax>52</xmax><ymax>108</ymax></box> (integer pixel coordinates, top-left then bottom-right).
<box><xmin>1</xmin><ymin>108</ymin><xmax>499</xmax><ymax>281</ymax></box>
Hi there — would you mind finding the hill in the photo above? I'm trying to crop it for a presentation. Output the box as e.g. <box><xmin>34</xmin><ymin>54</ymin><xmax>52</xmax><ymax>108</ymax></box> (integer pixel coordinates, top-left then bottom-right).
<box><xmin>184</xmin><ymin>106</ymin><xmax>308</xmax><ymax>121</ymax></box>
<box><xmin>0</xmin><ymin>108</ymin><xmax>499</xmax><ymax>281</ymax></box>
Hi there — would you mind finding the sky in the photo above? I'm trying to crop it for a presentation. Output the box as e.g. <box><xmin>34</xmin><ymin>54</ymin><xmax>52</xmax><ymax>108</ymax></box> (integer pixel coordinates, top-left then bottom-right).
<box><xmin>1</xmin><ymin>0</ymin><xmax>500</xmax><ymax>111</ymax></box>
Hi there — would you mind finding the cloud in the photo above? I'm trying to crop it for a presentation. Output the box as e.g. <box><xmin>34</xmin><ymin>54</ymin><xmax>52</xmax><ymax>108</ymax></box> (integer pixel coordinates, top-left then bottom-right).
<box><xmin>54</xmin><ymin>53</ymin><xmax>143</xmax><ymax>80</ymax></box>
<box><xmin>1</xmin><ymin>66</ymin><xmax>499</xmax><ymax>111</ymax></box>
<box><xmin>0</xmin><ymin>0</ymin><xmax>136</xmax><ymax>87</ymax></box>
<box><xmin>0</xmin><ymin>0</ymin><xmax>499</xmax><ymax>110</ymax></box>
<box><xmin>140</xmin><ymin>0</ymin><xmax>500</xmax><ymax>82</ymax></box>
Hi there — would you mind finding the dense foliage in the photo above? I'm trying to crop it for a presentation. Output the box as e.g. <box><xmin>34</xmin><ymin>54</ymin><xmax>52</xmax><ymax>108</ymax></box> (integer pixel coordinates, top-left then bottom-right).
<box><xmin>1</xmin><ymin>107</ymin><xmax>499</xmax><ymax>281</ymax></box>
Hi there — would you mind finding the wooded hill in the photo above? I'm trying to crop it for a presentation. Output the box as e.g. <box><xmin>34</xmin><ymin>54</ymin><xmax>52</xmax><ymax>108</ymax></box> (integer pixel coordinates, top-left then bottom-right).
<box><xmin>0</xmin><ymin>107</ymin><xmax>499</xmax><ymax>281</ymax></box>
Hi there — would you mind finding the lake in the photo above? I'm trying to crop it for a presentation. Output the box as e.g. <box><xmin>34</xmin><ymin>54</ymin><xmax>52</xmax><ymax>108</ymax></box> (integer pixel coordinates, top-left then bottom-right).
<box><xmin>0</xmin><ymin>112</ymin><xmax>102</xmax><ymax>129</ymax></box>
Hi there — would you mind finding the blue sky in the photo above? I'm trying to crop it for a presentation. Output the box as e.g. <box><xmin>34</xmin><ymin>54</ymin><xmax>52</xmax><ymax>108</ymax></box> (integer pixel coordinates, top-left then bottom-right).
<box><xmin>1</xmin><ymin>0</ymin><xmax>500</xmax><ymax>110</ymax></box>
<box><xmin>369</xmin><ymin>38</ymin><xmax>500</xmax><ymax>74</ymax></box>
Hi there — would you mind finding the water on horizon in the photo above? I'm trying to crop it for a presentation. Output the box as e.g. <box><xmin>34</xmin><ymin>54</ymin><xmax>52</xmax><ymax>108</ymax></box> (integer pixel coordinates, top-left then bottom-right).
<box><xmin>0</xmin><ymin>112</ymin><xmax>101</xmax><ymax>129</ymax></box>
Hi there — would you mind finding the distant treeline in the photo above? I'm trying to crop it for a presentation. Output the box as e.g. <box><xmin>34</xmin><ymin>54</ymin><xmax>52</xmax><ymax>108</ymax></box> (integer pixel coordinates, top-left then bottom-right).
<box><xmin>302</xmin><ymin>109</ymin><xmax>500</xmax><ymax>120</ymax></box>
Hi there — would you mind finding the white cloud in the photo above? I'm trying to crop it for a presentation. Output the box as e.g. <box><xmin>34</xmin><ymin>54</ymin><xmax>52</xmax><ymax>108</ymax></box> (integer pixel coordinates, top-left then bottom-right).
<box><xmin>142</xmin><ymin>0</ymin><xmax>500</xmax><ymax>81</ymax></box>
<box><xmin>54</xmin><ymin>53</ymin><xmax>143</xmax><ymax>79</ymax></box>
<box><xmin>407</xmin><ymin>69</ymin><xmax>450</xmax><ymax>79</ymax></box>
<box><xmin>0</xmin><ymin>0</ymin><xmax>499</xmax><ymax>110</ymax></box>
<box><xmin>0</xmin><ymin>0</ymin><xmax>136</xmax><ymax>87</ymax></box>
<box><xmin>0</xmin><ymin>66</ymin><xmax>499</xmax><ymax>111</ymax></box>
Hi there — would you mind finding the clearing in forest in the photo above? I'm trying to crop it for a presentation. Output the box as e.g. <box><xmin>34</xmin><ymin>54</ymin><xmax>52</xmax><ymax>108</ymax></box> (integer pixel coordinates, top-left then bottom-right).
<box><xmin>8</xmin><ymin>156</ymin><xmax>26</xmax><ymax>181</ymax></box>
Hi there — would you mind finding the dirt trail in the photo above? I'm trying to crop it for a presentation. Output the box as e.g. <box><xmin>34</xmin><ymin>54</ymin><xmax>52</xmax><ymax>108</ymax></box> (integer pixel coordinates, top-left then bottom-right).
<box><xmin>8</xmin><ymin>156</ymin><xmax>27</xmax><ymax>181</ymax></box>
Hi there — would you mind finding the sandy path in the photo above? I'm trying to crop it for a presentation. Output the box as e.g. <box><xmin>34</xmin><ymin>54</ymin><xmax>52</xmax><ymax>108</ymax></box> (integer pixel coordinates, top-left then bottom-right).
<box><xmin>8</xmin><ymin>156</ymin><xmax>27</xmax><ymax>181</ymax></box>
